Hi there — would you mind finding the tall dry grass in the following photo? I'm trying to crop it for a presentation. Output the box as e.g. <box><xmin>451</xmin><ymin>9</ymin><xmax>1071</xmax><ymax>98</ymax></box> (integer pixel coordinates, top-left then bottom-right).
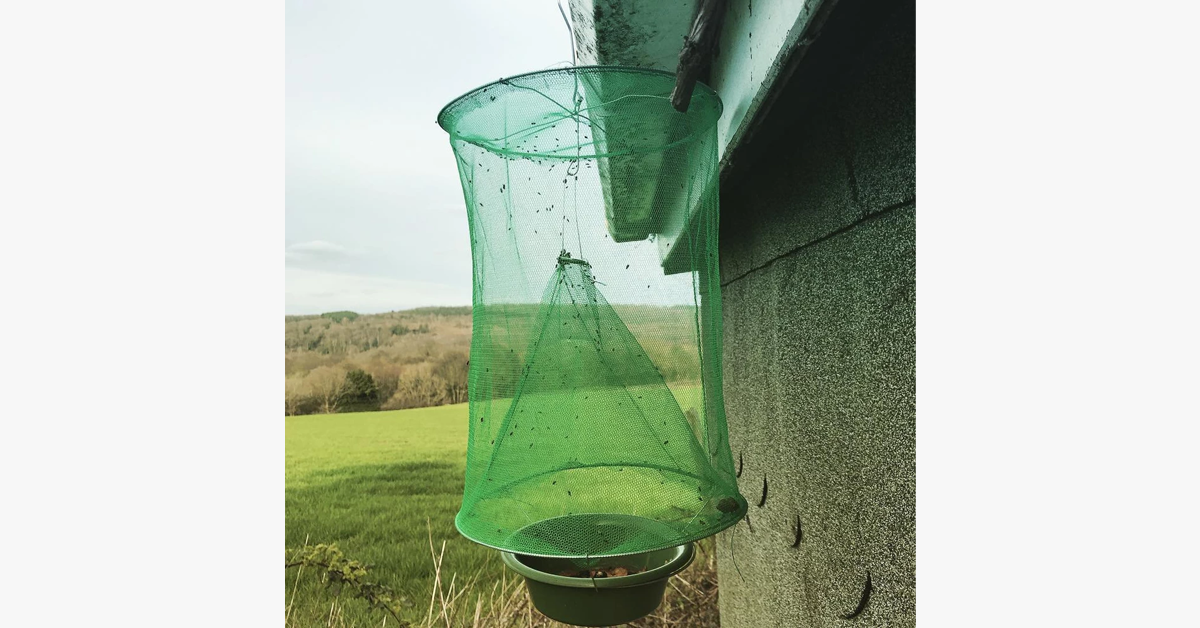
<box><xmin>286</xmin><ymin>527</ymin><xmax>720</xmax><ymax>628</ymax></box>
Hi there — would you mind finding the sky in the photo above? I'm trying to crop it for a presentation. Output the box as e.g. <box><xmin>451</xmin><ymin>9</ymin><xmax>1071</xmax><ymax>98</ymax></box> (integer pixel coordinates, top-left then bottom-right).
<box><xmin>286</xmin><ymin>0</ymin><xmax>570</xmax><ymax>315</ymax></box>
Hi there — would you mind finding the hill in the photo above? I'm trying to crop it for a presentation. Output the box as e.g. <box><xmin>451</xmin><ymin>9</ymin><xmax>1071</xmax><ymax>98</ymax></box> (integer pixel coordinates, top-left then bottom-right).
<box><xmin>285</xmin><ymin>307</ymin><xmax>472</xmax><ymax>414</ymax></box>
<box><xmin>284</xmin><ymin>305</ymin><xmax>702</xmax><ymax>415</ymax></box>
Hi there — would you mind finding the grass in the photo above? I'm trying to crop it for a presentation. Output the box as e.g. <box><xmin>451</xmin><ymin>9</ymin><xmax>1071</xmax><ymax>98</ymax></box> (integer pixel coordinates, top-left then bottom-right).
<box><xmin>286</xmin><ymin>401</ymin><xmax>721</xmax><ymax>627</ymax></box>
<box><xmin>286</xmin><ymin>404</ymin><xmax>497</xmax><ymax>627</ymax></box>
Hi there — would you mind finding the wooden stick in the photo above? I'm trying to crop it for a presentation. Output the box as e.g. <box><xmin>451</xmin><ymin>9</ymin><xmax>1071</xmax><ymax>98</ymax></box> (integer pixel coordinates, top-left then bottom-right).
<box><xmin>671</xmin><ymin>0</ymin><xmax>728</xmax><ymax>112</ymax></box>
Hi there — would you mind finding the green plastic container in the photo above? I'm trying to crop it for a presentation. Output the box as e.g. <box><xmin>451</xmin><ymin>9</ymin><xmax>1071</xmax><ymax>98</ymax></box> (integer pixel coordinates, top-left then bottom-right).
<box><xmin>501</xmin><ymin>543</ymin><xmax>695</xmax><ymax>626</ymax></box>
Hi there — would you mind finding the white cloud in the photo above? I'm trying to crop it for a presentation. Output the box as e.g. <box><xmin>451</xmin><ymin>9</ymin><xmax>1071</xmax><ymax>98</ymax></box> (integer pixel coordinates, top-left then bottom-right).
<box><xmin>285</xmin><ymin>267</ymin><xmax>470</xmax><ymax>315</ymax></box>
<box><xmin>285</xmin><ymin>240</ymin><xmax>352</xmax><ymax>264</ymax></box>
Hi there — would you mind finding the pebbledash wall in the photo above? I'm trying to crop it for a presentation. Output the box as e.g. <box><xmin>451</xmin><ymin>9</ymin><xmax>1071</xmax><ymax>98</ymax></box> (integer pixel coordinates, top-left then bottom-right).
<box><xmin>573</xmin><ymin>0</ymin><xmax>915</xmax><ymax>625</ymax></box>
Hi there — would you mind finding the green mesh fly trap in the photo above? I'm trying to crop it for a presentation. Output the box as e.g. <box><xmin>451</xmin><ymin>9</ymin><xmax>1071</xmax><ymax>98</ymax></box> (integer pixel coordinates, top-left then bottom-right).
<box><xmin>438</xmin><ymin>66</ymin><xmax>745</xmax><ymax>558</ymax></box>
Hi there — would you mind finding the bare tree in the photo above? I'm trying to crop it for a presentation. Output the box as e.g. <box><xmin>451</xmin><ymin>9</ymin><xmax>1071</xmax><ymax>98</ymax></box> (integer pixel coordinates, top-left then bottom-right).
<box><xmin>433</xmin><ymin>352</ymin><xmax>470</xmax><ymax>404</ymax></box>
<box><xmin>305</xmin><ymin>366</ymin><xmax>346</xmax><ymax>415</ymax></box>
<box><xmin>284</xmin><ymin>376</ymin><xmax>307</xmax><ymax>416</ymax></box>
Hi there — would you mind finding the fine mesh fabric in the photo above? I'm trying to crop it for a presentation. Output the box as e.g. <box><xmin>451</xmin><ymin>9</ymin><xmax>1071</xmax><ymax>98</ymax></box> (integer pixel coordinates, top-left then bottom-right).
<box><xmin>438</xmin><ymin>66</ymin><xmax>745</xmax><ymax>558</ymax></box>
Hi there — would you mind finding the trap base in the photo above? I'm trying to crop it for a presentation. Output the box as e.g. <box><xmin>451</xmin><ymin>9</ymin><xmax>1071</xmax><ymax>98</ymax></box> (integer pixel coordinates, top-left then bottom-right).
<box><xmin>501</xmin><ymin>542</ymin><xmax>694</xmax><ymax>627</ymax></box>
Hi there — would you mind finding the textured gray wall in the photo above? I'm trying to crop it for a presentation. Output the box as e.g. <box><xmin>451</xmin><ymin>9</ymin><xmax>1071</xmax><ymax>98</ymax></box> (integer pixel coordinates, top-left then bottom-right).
<box><xmin>714</xmin><ymin>0</ymin><xmax>915</xmax><ymax>626</ymax></box>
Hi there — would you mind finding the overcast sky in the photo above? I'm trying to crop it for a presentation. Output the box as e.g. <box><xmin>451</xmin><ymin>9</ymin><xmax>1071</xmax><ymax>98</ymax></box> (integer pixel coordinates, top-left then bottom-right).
<box><xmin>286</xmin><ymin>0</ymin><xmax>569</xmax><ymax>315</ymax></box>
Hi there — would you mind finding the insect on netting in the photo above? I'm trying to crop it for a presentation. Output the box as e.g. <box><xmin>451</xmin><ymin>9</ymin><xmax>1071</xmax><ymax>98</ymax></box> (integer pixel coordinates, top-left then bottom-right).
<box><xmin>437</xmin><ymin>66</ymin><xmax>745</xmax><ymax>558</ymax></box>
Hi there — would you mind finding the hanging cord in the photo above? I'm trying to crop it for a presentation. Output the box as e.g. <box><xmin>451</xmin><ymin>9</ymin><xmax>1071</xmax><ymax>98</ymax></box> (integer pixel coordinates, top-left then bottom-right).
<box><xmin>557</xmin><ymin>0</ymin><xmax>577</xmax><ymax>66</ymax></box>
<box><xmin>570</xmin><ymin>158</ymin><xmax>583</xmax><ymax>259</ymax></box>
<box><xmin>558</xmin><ymin>0</ymin><xmax>586</xmax><ymax>260</ymax></box>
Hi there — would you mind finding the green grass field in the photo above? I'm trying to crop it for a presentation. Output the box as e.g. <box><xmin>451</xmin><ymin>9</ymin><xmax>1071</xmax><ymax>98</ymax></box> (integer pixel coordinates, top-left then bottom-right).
<box><xmin>286</xmin><ymin>384</ymin><xmax>713</xmax><ymax>627</ymax></box>
<box><xmin>286</xmin><ymin>403</ymin><xmax>501</xmax><ymax>626</ymax></box>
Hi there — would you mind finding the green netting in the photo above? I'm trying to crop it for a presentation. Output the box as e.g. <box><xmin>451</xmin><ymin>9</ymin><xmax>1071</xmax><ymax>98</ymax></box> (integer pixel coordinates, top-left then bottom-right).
<box><xmin>438</xmin><ymin>66</ymin><xmax>745</xmax><ymax>558</ymax></box>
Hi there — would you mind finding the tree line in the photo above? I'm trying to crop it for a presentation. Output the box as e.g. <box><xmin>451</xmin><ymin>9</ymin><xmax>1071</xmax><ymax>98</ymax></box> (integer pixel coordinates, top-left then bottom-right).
<box><xmin>285</xmin><ymin>308</ymin><xmax>472</xmax><ymax>415</ymax></box>
<box><xmin>284</xmin><ymin>305</ymin><xmax>704</xmax><ymax>416</ymax></box>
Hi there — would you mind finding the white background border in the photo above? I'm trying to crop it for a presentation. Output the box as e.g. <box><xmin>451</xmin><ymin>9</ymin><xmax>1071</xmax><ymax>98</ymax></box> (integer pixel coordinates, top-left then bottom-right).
<box><xmin>1</xmin><ymin>1</ymin><xmax>1198</xmax><ymax>625</ymax></box>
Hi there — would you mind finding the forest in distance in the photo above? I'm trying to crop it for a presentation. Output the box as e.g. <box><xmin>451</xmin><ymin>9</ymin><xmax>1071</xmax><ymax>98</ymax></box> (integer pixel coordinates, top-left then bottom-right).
<box><xmin>284</xmin><ymin>305</ymin><xmax>703</xmax><ymax>415</ymax></box>
<box><xmin>285</xmin><ymin>307</ymin><xmax>471</xmax><ymax>415</ymax></box>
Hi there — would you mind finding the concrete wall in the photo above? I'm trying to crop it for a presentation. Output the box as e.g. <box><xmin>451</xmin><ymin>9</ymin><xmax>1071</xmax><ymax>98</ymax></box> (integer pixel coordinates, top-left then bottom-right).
<box><xmin>714</xmin><ymin>0</ymin><xmax>915</xmax><ymax>626</ymax></box>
